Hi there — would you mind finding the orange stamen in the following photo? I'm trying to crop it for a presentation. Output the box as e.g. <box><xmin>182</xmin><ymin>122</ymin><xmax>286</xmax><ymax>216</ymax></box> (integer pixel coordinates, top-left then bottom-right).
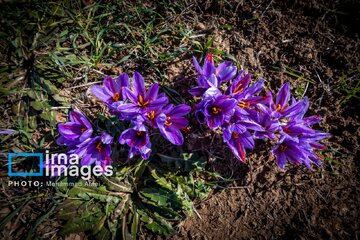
<box><xmin>147</xmin><ymin>110</ymin><xmax>155</xmax><ymax>120</ymax></box>
<box><xmin>232</xmin><ymin>132</ymin><xmax>239</xmax><ymax>139</ymax></box>
<box><xmin>164</xmin><ymin>116</ymin><xmax>172</xmax><ymax>126</ymax></box>
<box><xmin>233</xmin><ymin>86</ymin><xmax>244</xmax><ymax>94</ymax></box>
<box><xmin>96</xmin><ymin>141</ymin><xmax>103</xmax><ymax>151</ymax></box>
<box><xmin>137</xmin><ymin>95</ymin><xmax>149</xmax><ymax>107</ymax></box>
<box><xmin>212</xmin><ymin>107</ymin><xmax>221</xmax><ymax>114</ymax></box>
<box><xmin>112</xmin><ymin>92</ymin><xmax>120</xmax><ymax>101</ymax></box>
<box><xmin>276</xmin><ymin>104</ymin><xmax>282</xmax><ymax>111</ymax></box>
<box><xmin>238</xmin><ymin>101</ymin><xmax>250</xmax><ymax>108</ymax></box>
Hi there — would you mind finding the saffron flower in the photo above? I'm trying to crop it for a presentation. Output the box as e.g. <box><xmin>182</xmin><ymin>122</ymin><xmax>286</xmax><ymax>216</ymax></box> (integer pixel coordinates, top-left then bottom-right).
<box><xmin>263</xmin><ymin>82</ymin><xmax>330</xmax><ymax>169</ymax></box>
<box><xmin>203</xmin><ymin>95</ymin><xmax>237</xmax><ymax>129</ymax></box>
<box><xmin>272</xmin><ymin>130</ymin><xmax>330</xmax><ymax>169</ymax></box>
<box><xmin>190</xmin><ymin>53</ymin><xmax>237</xmax><ymax>97</ymax></box>
<box><xmin>76</xmin><ymin>132</ymin><xmax>113</xmax><ymax>168</ymax></box>
<box><xmin>118</xmin><ymin>116</ymin><xmax>152</xmax><ymax>159</ymax></box>
<box><xmin>191</xmin><ymin>54</ymin><xmax>330</xmax><ymax>168</ymax></box>
<box><xmin>156</xmin><ymin>104</ymin><xmax>191</xmax><ymax>145</ymax></box>
<box><xmin>57</xmin><ymin>110</ymin><xmax>93</xmax><ymax>147</ymax></box>
<box><xmin>117</xmin><ymin>72</ymin><xmax>168</xmax><ymax>117</ymax></box>
<box><xmin>272</xmin><ymin>139</ymin><xmax>306</xmax><ymax>169</ymax></box>
<box><xmin>223</xmin><ymin>125</ymin><xmax>254</xmax><ymax>162</ymax></box>
<box><xmin>267</xmin><ymin>83</ymin><xmax>308</xmax><ymax>118</ymax></box>
<box><xmin>253</xmin><ymin>108</ymin><xmax>280</xmax><ymax>140</ymax></box>
<box><xmin>192</xmin><ymin>53</ymin><xmax>237</xmax><ymax>83</ymax></box>
<box><xmin>91</xmin><ymin>74</ymin><xmax>129</xmax><ymax>105</ymax></box>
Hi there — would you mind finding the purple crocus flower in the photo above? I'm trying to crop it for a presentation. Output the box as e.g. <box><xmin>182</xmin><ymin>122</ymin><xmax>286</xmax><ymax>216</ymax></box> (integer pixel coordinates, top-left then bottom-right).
<box><xmin>253</xmin><ymin>107</ymin><xmax>280</xmax><ymax>140</ymax></box>
<box><xmin>222</xmin><ymin>110</ymin><xmax>263</xmax><ymax>162</ymax></box>
<box><xmin>298</xmin><ymin>132</ymin><xmax>330</xmax><ymax>168</ymax></box>
<box><xmin>190</xmin><ymin>53</ymin><xmax>237</xmax><ymax>96</ymax></box>
<box><xmin>223</xmin><ymin>124</ymin><xmax>254</xmax><ymax>162</ymax></box>
<box><xmin>189</xmin><ymin>74</ymin><xmax>219</xmax><ymax>97</ymax></box>
<box><xmin>279</xmin><ymin>118</ymin><xmax>315</xmax><ymax>143</ymax></box>
<box><xmin>267</xmin><ymin>83</ymin><xmax>308</xmax><ymax>118</ymax></box>
<box><xmin>227</xmin><ymin>74</ymin><xmax>268</xmax><ymax>118</ymax></box>
<box><xmin>227</xmin><ymin>71</ymin><xmax>251</xmax><ymax>96</ymax></box>
<box><xmin>203</xmin><ymin>95</ymin><xmax>237</xmax><ymax>129</ymax></box>
<box><xmin>118</xmin><ymin>116</ymin><xmax>151</xmax><ymax>159</ymax></box>
<box><xmin>117</xmin><ymin>72</ymin><xmax>168</xmax><ymax>117</ymax></box>
<box><xmin>57</xmin><ymin>110</ymin><xmax>93</xmax><ymax>147</ymax></box>
<box><xmin>272</xmin><ymin>139</ymin><xmax>306</xmax><ymax>169</ymax></box>
<box><xmin>76</xmin><ymin>132</ymin><xmax>113</xmax><ymax>168</ymax></box>
<box><xmin>156</xmin><ymin>104</ymin><xmax>191</xmax><ymax>145</ymax></box>
<box><xmin>193</xmin><ymin>53</ymin><xmax>237</xmax><ymax>83</ymax></box>
<box><xmin>91</xmin><ymin>74</ymin><xmax>129</xmax><ymax>105</ymax></box>
<box><xmin>272</xmin><ymin>128</ymin><xmax>330</xmax><ymax>169</ymax></box>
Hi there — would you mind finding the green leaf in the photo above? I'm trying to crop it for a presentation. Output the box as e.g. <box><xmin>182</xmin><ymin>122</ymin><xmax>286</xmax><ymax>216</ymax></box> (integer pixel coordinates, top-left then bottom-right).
<box><xmin>139</xmin><ymin>211</ymin><xmax>174</xmax><ymax>236</ymax></box>
<box><xmin>59</xmin><ymin>202</ymin><xmax>105</xmax><ymax>235</ymax></box>
<box><xmin>94</xmin><ymin>227</ymin><xmax>111</xmax><ymax>240</ymax></box>
<box><xmin>131</xmin><ymin>211</ymin><xmax>139</xmax><ymax>240</ymax></box>
<box><xmin>150</xmin><ymin>170</ymin><xmax>173</xmax><ymax>191</ymax></box>
<box><xmin>100</xmin><ymin>175</ymin><xmax>133</xmax><ymax>193</ymax></box>
<box><xmin>30</xmin><ymin>100</ymin><xmax>50</xmax><ymax>111</ymax></box>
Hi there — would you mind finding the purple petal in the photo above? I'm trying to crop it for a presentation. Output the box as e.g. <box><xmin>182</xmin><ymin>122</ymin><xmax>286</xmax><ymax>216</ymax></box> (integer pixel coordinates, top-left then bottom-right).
<box><xmin>282</xmin><ymin>98</ymin><xmax>307</xmax><ymax>118</ymax></box>
<box><xmin>139</xmin><ymin>142</ymin><xmax>152</xmax><ymax>159</ymax></box>
<box><xmin>58</xmin><ymin>123</ymin><xmax>83</xmax><ymax>140</ymax></box>
<box><xmin>275</xmin><ymin>152</ymin><xmax>287</xmax><ymax>169</ymax></box>
<box><xmin>104</xmin><ymin>76</ymin><xmax>119</xmax><ymax>95</ymax></box>
<box><xmin>170</xmin><ymin>117</ymin><xmax>189</xmax><ymax>129</ymax></box>
<box><xmin>159</xmin><ymin>125</ymin><xmax>184</xmax><ymax>145</ymax></box>
<box><xmin>192</xmin><ymin>56</ymin><xmax>203</xmax><ymax>75</ymax></box>
<box><xmin>276</xmin><ymin>82</ymin><xmax>290</xmax><ymax>109</ymax></box>
<box><xmin>145</xmin><ymin>83</ymin><xmax>159</xmax><ymax>101</ymax></box>
<box><xmin>118</xmin><ymin>73</ymin><xmax>130</xmax><ymax>88</ymax></box>
<box><xmin>0</xmin><ymin>128</ymin><xmax>16</xmax><ymax>135</ymax></box>
<box><xmin>81</xmin><ymin>153</ymin><xmax>96</xmax><ymax>166</ymax></box>
<box><xmin>203</xmin><ymin>62</ymin><xmax>216</xmax><ymax>77</ymax></box>
<box><xmin>217</xmin><ymin>63</ymin><xmax>237</xmax><ymax>82</ymax></box>
<box><xmin>101</xmin><ymin>132</ymin><xmax>113</xmax><ymax>144</ymax></box>
<box><xmin>123</xmin><ymin>87</ymin><xmax>138</xmax><ymax>103</ymax></box>
<box><xmin>203</xmin><ymin>86</ymin><xmax>222</xmax><ymax>99</ymax></box>
<box><xmin>303</xmin><ymin>115</ymin><xmax>322</xmax><ymax>126</ymax></box>
<box><xmin>168</xmin><ymin>104</ymin><xmax>191</xmax><ymax>117</ymax></box>
<box><xmin>148</xmin><ymin>96</ymin><xmax>168</xmax><ymax>109</ymax></box>
<box><xmin>239</xmin><ymin>131</ymin><xmax>255</xmax><ymax>149</ymax></box>
<box><xmin>216</xmin><ymin>97</ymin><xmax>237</xmax><ymax>112</ymax></box>
<box><xmin>133</xmin><ymin>72</ymin><xmax>145</xmax><ymax>96</ymax></box>
<box><xmin>197</xmin><ymin>75</ymin><xmax>210</xmax><ymax>87</ymax></box>
<box><xmin>207</xmin><ymin>74</ymin><xmax>219</xmax><ymax>88</ymax></box>
<box><xmin>189</xmin><ymin>86</ymin><xmax>207</xmax><ymax>97</ymax></box>
<box><xmin>80</xmin><ymin>128</ymin><xmax>93</xmax><ymax>142</ymax></box>
<box><xmin>91</xmin><ymin>85</ymin><xmax>111</xmax><ymax>103</ymax></box>
<box><xmin>245</xmin><ymin>79</ymin><xmax>264</xmax><ymax>96</ymax></box>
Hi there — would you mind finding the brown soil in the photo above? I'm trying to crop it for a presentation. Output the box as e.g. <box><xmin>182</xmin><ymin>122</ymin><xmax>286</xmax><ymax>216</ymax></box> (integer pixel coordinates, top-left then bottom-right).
<box><xmin>164</xmin><ymin>0</ymin><xmax>360</xmax><ymax>239</ymax></box>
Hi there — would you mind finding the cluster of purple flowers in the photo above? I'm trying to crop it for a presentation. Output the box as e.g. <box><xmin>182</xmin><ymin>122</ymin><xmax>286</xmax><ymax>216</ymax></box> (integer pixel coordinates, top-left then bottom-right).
<box><xmin>191</xmin><ymin>53</ymin><xmax>329</xmax><ymax>169</ymax></box>
<box><xmin>56</xmin><ymin>54</ymin><xmax>329</xmax><ymax>171</ymax></box>
<box><xmin>57</xmin><ymin>72</ymin><xmax>191</xmax><ymax>169</ymax></box>
<box><xmin>56</xmin><ymin>110</ymin><xmax>114</xmax><ymax>169</ymax></box>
